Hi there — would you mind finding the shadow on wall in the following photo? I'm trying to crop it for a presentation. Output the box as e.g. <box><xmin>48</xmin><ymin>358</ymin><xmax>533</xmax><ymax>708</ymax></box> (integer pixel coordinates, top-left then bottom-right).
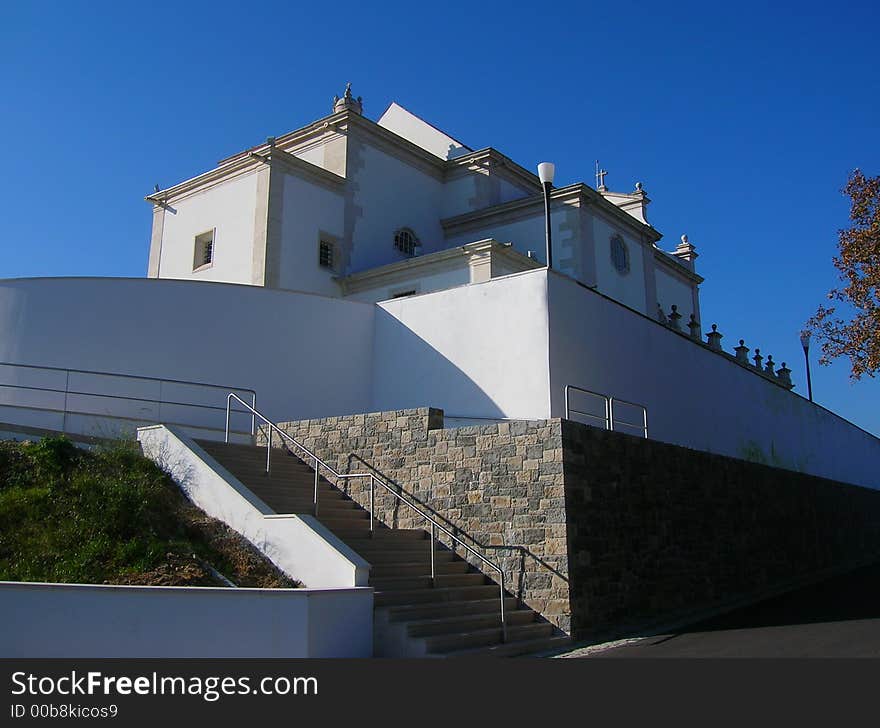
<box><xmin>370</xmin><ymin>307</ymin><xmax>505</xmax><ymax>418</ymax></box>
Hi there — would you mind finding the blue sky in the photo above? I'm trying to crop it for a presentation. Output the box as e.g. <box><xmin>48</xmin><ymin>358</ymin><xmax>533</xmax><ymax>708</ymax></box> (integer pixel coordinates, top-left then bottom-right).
<box><xmin>1</xmin><ymin>0</ymin><xmax>878</xmax><ymax>434</ymax></box>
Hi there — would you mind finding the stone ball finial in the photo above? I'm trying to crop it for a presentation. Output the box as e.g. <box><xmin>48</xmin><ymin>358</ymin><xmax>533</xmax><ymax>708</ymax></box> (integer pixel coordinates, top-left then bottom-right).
<box><xmin>740</xmin><ymin>339</ymin><xmax>745</xmax><ymax>345</ymax></box>
<box><xmin>681</xmin><ymin>234</ymin><xmax>689</xmax><ymax>244</ymax></box>
<box><xmin>635</xmin><ymin>181</ymin><xmax>643</xmax><ymax>192</ymax></box>
<box><xmin>712</xmin><ymin>324</ymin><xmax>717</xmax><ymax>332</ymax></box>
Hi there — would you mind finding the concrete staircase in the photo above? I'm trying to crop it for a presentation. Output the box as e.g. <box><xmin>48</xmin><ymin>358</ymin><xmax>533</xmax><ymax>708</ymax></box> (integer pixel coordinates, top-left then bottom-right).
<box><xmin>195</xmin><ymin>439</ymin><xmax>570</xmax><ymax>657</ymax></box>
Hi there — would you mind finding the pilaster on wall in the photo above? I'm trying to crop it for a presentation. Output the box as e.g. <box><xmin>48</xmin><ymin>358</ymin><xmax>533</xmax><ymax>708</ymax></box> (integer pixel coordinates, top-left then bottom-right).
<box><xmin>147</xmin><ymin>205</ymin><xmax>165</xmax><ymax>278</ymax></box>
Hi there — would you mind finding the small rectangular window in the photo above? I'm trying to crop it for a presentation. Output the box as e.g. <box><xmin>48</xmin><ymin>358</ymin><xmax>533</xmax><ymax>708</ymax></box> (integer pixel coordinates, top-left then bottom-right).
<box><xmin>319</xmin><ymin>240</ymin><xmax>335</xmax><ymax>269</ymax></box>
<box><xmin>193</xmin><ymin>230</ymin><xmax>214</xmax><ymax>271</ymax></box>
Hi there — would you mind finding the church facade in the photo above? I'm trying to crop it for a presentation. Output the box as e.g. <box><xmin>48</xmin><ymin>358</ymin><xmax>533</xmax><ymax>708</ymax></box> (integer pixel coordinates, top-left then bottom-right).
<box><xmin>146</xmin><ymin>85</ymin><xmax>701</xmax><ymax>320</ymax></box>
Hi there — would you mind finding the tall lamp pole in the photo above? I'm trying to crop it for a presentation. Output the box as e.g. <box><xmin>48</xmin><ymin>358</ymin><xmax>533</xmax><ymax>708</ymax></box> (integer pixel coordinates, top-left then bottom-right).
<box><xmin>800</xmin><ymin>331</ymin><xmax>814</xmax><ymax>402</ymax></box>
<box><xmin>537</xmin><ymin>162</ymin><xmax>555</xmax><ymax>268</ymax></box>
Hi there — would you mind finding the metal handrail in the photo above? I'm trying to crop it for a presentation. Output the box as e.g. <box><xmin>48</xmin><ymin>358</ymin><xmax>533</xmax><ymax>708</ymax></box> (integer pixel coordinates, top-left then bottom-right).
<box><xmin>0</xmin><ymin>361</ymin><xmax>257</xmax><ymax>437</ymax></box>
<box><xmin>224</xmin><ymin>393</ymin><xmax>508</xmax><ymax>642</ymax></box>
<box><xmin>564</xmin><ymin>384</ymin><xmax>648</xmax><ymax>438</ymax></box>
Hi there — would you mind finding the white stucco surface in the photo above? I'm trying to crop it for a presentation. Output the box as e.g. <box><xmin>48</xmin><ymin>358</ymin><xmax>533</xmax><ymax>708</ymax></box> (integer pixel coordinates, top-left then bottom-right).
<box><xmin>445</xmin><ymin>213</ymin><xmax>548</xmax><ymax>264</ymax></box>
<box><xmin>377</xmin><ymin>102</ymin><xmax>470</xmax><ymax>160</ymax></box>
<box><xmin>277</xmin><ymin>172</ymin><xmax>345</xmax><ymax>295</ymax></box>
<box><xmin>591</xmin><ymin>215</ymin><xmax>648</xmax><ymax>315</ymax></box>
<box><xmin>655</xmin><ymin>262</ymin><xmax>696</xmax><ymax>322</ymax></box>
<box><xmin>0</xmin><ymin>277</ymin><xmax>375</xmax><ymax>423</ymax></box>
<box><xmin>137</xmin><ymin>425</ymin><xmax>370</xmax><ymax>587</ymax></box>
<box><xmin>348</xmin><ymin>140</ymin><xmax>445</xmax><ymax>270</ymax></box>
<box><xmin>547</xmin><ymin>270</ymin><xmax>880</xmax><ymax>488</ymax></box>
<box><xmin>155</xmin><ymin>172</ymin><xmax>259</xmax><ymax>284</ymax></box>
<box><xmin>345</xmin><ymin>266</ymin><xmax>471</xmax><ymax>303</ymax></box>
<box><xmin>0</xmin><ymin>581</ymin><xmax>372</xmax><ymax>657</ymax></box>
<box><xmin>371</xmin><ymin>270</ymin><xmax>551</xmax><ymax>418</ymax></box>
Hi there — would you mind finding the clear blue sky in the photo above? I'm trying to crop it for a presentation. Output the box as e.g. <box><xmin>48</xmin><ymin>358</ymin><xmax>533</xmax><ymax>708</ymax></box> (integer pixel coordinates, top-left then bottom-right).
<box><xmin>1</xmin><ymin>0</ymin><xmax>878</xmax><ymax>435</ymax></box>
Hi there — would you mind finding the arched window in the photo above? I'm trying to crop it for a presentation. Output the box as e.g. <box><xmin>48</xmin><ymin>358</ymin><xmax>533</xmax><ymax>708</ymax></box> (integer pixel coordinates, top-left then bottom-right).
<box><xmin>394</xmin><ymin>228</ymin><xmax>419</xmax><ymax>256</ymax></box>
<box><xmin>610</xmin><ymin>235</ymin><xmax>629</xmax><ymax>275</ymax></box>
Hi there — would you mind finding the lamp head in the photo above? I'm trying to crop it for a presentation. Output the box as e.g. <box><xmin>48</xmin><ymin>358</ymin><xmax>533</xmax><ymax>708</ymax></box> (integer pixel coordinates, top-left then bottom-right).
<box><xmin>537</xmin><ymin>162</ymin><xmax>555</xmax><ymax>185</ymax></box>
<box><xmin>800</xmin><ymin>331</ymin><xmax>812</xmax><ymax>351</ymax></box>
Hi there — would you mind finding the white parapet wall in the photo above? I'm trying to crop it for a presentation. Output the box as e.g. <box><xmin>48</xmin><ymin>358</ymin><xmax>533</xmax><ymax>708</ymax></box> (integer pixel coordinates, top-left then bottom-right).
<box><xmin>137</xmin><ymin>424</ymin><xmax>371</xmax><ymax>588</ymax></box>
<box><xmin>547</xmin><ymin>270</ymin><xmax>880</xmax><ymax>489</ymax></box>
<box><xmin>0</xmin><ymin>581</ymin><xmax>372</xmax><ymax>657</ymax></box>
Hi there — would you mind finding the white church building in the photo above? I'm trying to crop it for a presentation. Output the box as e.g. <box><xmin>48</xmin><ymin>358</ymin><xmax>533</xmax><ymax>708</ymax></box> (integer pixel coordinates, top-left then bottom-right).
<box><xmin>1</xmin><ymin>85</ymin><xmax>878</xmax><ymax>488</ymax></box>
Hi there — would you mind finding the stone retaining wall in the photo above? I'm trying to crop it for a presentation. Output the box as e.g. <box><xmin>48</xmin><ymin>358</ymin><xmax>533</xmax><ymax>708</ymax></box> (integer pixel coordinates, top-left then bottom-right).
<box><xmin>262</xmin><ymin>408</ymin><xmax>880</xmax><ymax>640</ymax></box>
<box><xmin>264</xmin><ymin>409</ymin><xmax>573</xmax><ymax>632</ymax></box>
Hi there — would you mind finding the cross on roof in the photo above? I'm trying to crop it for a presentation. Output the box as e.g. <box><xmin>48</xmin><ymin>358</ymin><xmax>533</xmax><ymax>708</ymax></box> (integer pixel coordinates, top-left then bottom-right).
<box><xmin>595</xmin><ymin>160</ymin><xmax>608</xmax><ymax>190</ymax></box>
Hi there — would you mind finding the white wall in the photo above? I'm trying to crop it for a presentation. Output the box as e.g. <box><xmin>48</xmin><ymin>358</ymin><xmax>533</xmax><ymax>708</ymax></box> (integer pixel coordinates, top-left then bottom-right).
<box><xmin>0</xmin><ymin>278</ymin><xmax>375</xmax><ymax>424</ymax></box>
<box><xmin>446</xmin><ymin>214</ymin><xmax>547</xmax><ymax>263</ymax></box>
<box><xmin>591</xmin><ymin>215</ymin><xmax>648</xmax><ymax>315</ymax></box>
<box><xmin>0</xmin><ymin>581</ymin><xmax>372</xmax><ymax>657</ymax></box>
<box><xmin>348</xmin><ymin>139</ymin><xmax>446</xmax><ymax>270</ymax></box>
<box><xmin>371</xmin><ymin>270</ymin><xmax>551</xmax><ymax>418</ymax></box>
<box><xmin>655</xmin><ymin>264</ymin><xmax>696</xmax><ymax>322</ymax></box>
<box><xmin>276</xmin><ymin>172</ymin><xmax>345</xmax><ymax>296</ymax></box>
<box><xmin>138</xmin><ymin>425</ymin><xmax>370</xmax><ymax>587</ymax></box>
<box><xmin>547</xmin><ymin>270</ymin><xmax>880</xmax><ymax>488</ymax></box>
<box><xmin>345</xmin><ymin>266</ymin><xmax>471</xmax><ymax>304</ymax></box>
<box><xmin>156</xmin><ymin>172</ymin><xmax>259</xmax><ymax>285</ymax></box>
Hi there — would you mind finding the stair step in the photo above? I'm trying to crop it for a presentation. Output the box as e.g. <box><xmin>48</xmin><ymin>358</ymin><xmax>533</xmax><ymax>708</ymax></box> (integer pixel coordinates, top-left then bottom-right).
<box><xmin>385</xmin><ymin>597</ymin><xmax>520</xmax><ymax>622</ymax></box>
<box><xmin>424</xmin><ymin>622</ymin><xmax>555</xmax><ymax>654</ymax></box>
<box><xmin>369</xmin><ymin>561</ymin><xmax>468</xmax><ymax>578</ymax></box>
<box><xmin>354</xmin><ymin>549</ymin><xmax>456</xmax><ymax>564</ymax></box>
<box><xmin>438</xmin><ymin>635</ymin><xmax>572</xmax><ymax>658</ymax></box>
<box><xmin>406</xmin><ymin>609</ymin><xmax>537</xmax><ymax>637</ymax></box>
<box><xmin>374</xmin><ymin>584</ymin><xmax>500</xmax><ymax>607</ymax></box>
<box><xmin>370</xmin><ymin>573</ymin><xmax>488</xmax><ymax>591</ymax></box>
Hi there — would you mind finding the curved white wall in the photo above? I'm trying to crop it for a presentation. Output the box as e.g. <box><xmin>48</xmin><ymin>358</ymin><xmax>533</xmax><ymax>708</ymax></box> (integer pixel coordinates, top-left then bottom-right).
<box><xmin>0</xmin><ymin>277</ymin><xmax>374</xmax><ymax>424</ymax></box>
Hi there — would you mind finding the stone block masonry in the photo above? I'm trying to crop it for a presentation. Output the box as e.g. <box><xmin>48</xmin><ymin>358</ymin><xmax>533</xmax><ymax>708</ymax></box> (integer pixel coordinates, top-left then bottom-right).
<box><xmin>262</xmin><ymin>408</ymin><xmax>880</xmax><ymax>640</ymax></box>
<box><xmin>264</xmin><ymin>409</ymin><xmax>573</xmax><ymax>632</ymax></box>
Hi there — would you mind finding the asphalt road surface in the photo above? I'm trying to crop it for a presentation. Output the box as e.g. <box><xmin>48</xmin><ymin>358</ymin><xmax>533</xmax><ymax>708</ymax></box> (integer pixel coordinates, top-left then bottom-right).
<box><xmin>580</xmin><ymin>562</ymin><xmax>880</xmax><ymax>658</ymax></box>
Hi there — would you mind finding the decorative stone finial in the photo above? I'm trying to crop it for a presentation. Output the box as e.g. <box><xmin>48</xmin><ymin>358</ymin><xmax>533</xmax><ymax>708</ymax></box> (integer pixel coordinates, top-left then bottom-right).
<box><xmin>333</xmin><ymin>82</ymin><xmax>363</xmax><ymax>114</ymax></box>
<box><xmin>753</xmin><ymin>348</ymin><xmax>763</xmax><ymax>370</ymax></box>
<box><xmin>777</xmin><ymin>362</ymin><xmax>793</xmax><ymax>389</ymax></box>
<box><xmin>734</xmin><ymin>339</ymin><xmax>750</xmax><ymax>364</ymax></box>
<box><xmin>635</xmin><ymin>181</ymin><xmax>644</xmax><ymax>194</ymax></box>
<box><xmin>673</xmin><ymin>233</ymin><xmax>699</xmax><ymax>268</ymax></box>
<box><xmin>765</xmin><ymin>355</ymin><xmax>776</xmax><ymax>376</ymax></box>
<box><xmin>706</xmin><ymin>323</ymin><xmax>723</xmax><ymax>351</ymax></box>
<box><xmin>668</xmin><ymin>304</ymin><xmax>682</xmax><ymax>331</ymax></box>
<box><xmin>688</xmin><ymin>313</ymin><xmax>701</xmax><ymax>340</ymax></box>
<box><xmin>656</xmin><ymin>302</ymin><xmax>667</xmax><ymax>323</ymax></box>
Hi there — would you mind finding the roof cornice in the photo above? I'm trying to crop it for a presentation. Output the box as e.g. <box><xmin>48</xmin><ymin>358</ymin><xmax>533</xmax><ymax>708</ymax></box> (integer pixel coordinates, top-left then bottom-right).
<box><xmin>145</xmin><ymin>154</ymin><xmax>260</xmax><ymax>205</ymax></box>
<box><xmin>265</xmin><ymin>148</ymin><xmax>345</xmax><ymax>190</ymax></box>
<box><xmin>340</xmin><ymin>239</ymin><xmax>541</xmax><ymax>294</ymax></box>
<box><xmin>654</xmin><ymin>248</ymin><xmax>704</xmax><ymax>284</ymax></box>
<box><xmin>444</xmin><ymin>148</ymin><xmax>541</xmax><ymax>192</ymax></box>
<box><xmin>441</xmin><ymin>183</ymin><xmax>663</xmax><ymax>242</ymax></box>
<box><xmin>144</xmin><ymin>146</ymin><xmax>344</xmax><ymax>205</ymax></box>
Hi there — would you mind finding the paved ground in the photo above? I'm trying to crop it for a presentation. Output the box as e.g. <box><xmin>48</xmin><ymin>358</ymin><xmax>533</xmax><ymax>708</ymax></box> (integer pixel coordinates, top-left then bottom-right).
<box><xmin>560</xmin><ymin>562</ymin><xmax>880</xmax><ymax>658</ymax></box>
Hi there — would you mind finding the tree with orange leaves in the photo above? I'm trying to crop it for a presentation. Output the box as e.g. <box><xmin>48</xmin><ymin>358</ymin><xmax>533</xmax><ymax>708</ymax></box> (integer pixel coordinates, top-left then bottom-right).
<box><xmin>807</xmin><ymin>169</ymin><xmax>880</xmax><ymax>379</ymax></box>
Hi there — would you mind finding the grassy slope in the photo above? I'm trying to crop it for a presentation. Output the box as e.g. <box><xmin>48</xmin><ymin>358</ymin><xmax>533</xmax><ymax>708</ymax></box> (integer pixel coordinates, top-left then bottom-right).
<box><xmin>0</xmin><ymin>437</ymin><xmax>298</xmax><ymax>588</ymax></box>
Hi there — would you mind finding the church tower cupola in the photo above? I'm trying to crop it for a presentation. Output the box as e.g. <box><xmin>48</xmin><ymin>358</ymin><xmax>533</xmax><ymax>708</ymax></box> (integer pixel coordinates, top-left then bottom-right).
<box><xmin>333</xmin><ymin>83</ymin><xmax>363</xmax><ymax>114</ymax></box>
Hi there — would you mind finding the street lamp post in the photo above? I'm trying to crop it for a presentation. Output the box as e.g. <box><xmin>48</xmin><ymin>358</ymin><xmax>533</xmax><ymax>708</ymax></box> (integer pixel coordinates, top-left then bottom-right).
<box><xmin>537</xmin><ymin>162</ymin><xmax>555</xmax><ymax>268</ymax></box>
<box><xmin>800</xmin><ymin>331</ymin><xmax>814</xmax><ymax>402</ymax></box>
